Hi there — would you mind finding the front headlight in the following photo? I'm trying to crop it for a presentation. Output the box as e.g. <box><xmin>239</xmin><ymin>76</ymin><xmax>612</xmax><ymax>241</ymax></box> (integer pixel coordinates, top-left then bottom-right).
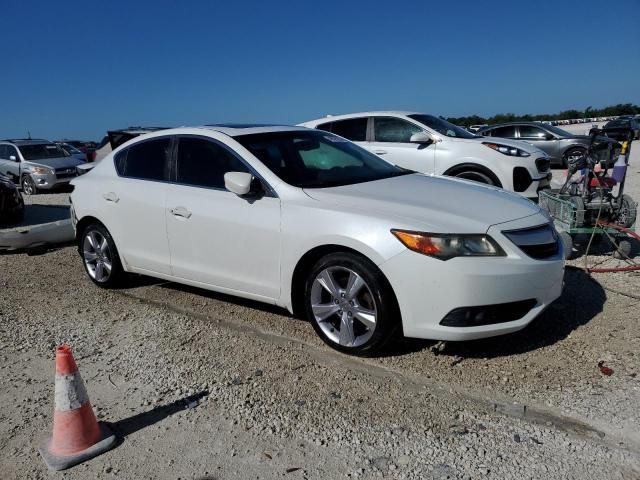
<box><xmin>391</xmin><ymin>229</ymin><xmax>506</xmax><ymax>260</ymax></box>
<box><xmin>483</xmin><ymin>142</ymin><xmax>530</xmax><ymax>157</ymax></box>
<box><xmin>31</xmin><ymin>166</ymin><xmax>53</xmax><ymax>174</ymax></box>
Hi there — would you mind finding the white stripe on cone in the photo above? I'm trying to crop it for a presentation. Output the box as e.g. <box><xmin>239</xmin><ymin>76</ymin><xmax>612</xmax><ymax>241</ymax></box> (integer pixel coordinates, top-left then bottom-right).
<box><xmin>54</xmin><ymin>373</ymin><xmax>89</xmax><ymax>411</ymax></box>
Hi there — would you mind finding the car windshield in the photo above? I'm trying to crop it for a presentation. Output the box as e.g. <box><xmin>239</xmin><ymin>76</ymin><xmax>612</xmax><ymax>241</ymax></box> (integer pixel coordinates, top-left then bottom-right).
<box><xmin>18</xmin><ymin>143</ymin><xmax>69</xmax><ymax>160</ymax></box>
<box><xmin>607</xmin><ymin>120</ymin><xmax>628</xmax><ymax>128</ymax></box>
<box><xmin>408</xmin><ymin>114</ymin><xmax>479</xmax><ymax>139</ymax></box>
<box><xmin>545</xmin><ymin>125</ymin><xmax>572</xmax><ymax>137</ymax></box>
<box><xmin>61</xmin><ymin>144</ymin><xmax>83</xmax><ymax>154</ymax></box>
<box><xmin>234</xmin><ymin>130</ymin><xmax>411</xmax><ymax>188</ymax></box>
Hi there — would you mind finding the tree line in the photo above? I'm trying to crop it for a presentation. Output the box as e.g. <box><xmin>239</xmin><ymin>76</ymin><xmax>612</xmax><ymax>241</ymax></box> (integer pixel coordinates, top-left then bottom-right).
<box><xmin>446</xmin><ymin>103</ymin><xmax>640</xmax><ymax>127</ymax></box>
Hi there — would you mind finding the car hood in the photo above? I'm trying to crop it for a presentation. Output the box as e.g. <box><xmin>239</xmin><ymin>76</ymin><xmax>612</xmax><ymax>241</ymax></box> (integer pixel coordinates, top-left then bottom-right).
<box><xmin>27</xmin><ymin>157</ymin><xmax>85</xmax><ymax>169</ymax></box>
<box><xmin>303</xmin><ymin>174</ymin><xmax>543</xmax><ymax>233</ymax></box>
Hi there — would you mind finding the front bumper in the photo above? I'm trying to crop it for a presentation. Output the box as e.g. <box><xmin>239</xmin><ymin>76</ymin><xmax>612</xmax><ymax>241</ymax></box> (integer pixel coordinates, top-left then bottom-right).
<box><xmin>30</xmin><ymin>171</ymin><xmax>76</xmax><ymax>190</ymax></box>
<box><xmin>379</xmin><ymin>217</ymin><xmax>564</xmax><ymax>341</ymax></box>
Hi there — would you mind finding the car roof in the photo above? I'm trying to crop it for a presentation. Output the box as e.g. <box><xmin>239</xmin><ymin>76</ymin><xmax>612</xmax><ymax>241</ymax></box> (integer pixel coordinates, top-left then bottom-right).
<box><xmin>479</xmin><ymin>121</ymin><xmax>546</xmax><ymax>130</ymax></box>
<box><xmin>200</xmin><ymin>124</ymin><xmax>306</xmax><ymax>137</ymax></box>
<box><xmin>1</xmin><ymin>138</ymin><xmax>52</xmax><ymax>145</ymax></box>
<box><xmin>302</xmin><ymin>111</ymin><xmax>423</xmax><ymax>124</ymax></box>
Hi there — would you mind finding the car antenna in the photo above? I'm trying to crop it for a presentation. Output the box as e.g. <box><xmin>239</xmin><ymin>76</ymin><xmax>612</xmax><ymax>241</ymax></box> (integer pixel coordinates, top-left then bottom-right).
<box><xmin>27</xmin><ymin>131</ymin><xmax>32</xmax><ymax>140</ymax></box>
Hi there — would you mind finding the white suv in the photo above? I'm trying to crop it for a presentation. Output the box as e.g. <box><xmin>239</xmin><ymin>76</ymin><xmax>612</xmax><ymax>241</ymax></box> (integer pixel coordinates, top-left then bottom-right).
<box><xmin>300</xmin><ymin>112</ymin><xmax>551</xmax><ymax>200</ymax></box>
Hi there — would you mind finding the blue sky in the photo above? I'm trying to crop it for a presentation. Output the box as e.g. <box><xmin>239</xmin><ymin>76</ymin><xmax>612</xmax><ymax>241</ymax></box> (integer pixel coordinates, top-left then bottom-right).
<box><xmin>1</xmin><ymin>0</ymin><xmax>639</xmax><ymax>140</ymax></box>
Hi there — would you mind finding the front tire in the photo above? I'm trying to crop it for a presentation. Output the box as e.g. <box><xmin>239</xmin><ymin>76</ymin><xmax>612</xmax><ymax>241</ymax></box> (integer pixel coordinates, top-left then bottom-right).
<box><xmin>21</xmin><ymin>175</ymin><xmax>38</xmax><ymax>196</ymax></box>
<box><xmin>454</xmin><ymin>170</ymin><xmax>495</xmax><ymax>185</ymax></box>
<box><xmin>304</xmin><ymin>252</ymin><xmax>399</xmax><ymax>356</ymax></box>
<box><xmin>80</xmin><ymin>223</ymin><xmax>125</xmax><ymax>287</ymax></box>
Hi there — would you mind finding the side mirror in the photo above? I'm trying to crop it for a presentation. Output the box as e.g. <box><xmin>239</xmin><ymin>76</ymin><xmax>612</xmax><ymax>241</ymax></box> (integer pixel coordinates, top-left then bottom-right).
<box><xmin>224</xmin><ymin>171</ymin><xmax>254</xmax><ymax>196</ymax></box>
<box><xmin>9</xmin><ymin>155</ymin><xmax>17</xmax><ymax>162</ymax></box>
<box><xmin>409</xmin><ymin>132</ymin><xmax>433</xmax><ymax>144</ymax></box>
<box><xmin>544</xmin><ymin>133</ymin><xmax>555</xmax><ymax>140</ymax></box>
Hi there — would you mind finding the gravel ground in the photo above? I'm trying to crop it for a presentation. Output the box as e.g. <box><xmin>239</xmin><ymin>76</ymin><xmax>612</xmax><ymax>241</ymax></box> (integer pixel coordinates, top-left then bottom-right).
<box><xmin>1</xmin><ymin>143</ymin><xmax>639</xmax><ymax>479</ymax></box>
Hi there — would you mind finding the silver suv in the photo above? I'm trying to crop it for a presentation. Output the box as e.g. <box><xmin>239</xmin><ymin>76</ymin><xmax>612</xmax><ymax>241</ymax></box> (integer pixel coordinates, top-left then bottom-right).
<box><xmin>0</xmin><ymin>139</ymin><xmax>86</xmax><ymax>195</ymax></box>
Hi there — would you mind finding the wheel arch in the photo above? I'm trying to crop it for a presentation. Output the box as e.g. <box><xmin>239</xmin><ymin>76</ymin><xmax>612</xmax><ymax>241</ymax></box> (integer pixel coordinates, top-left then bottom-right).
<box><xmin>443</xmin><ymin>162</ymin><xmax>502</xmax><ymax>187</ymax></box>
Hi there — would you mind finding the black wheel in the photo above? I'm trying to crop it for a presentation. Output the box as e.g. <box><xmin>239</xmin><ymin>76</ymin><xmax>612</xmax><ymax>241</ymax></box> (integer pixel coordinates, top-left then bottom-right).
<box><xmin>617</xmin><ymin>194</ymin><xmax>637</xmax><ymax>228</ymax></box>
<box><xmin>559</xmin><ymin>231</ymin><xmax>578</xmax><ymax>260</ymax></box>
<box><xmin>563</xmin><ymin>147</ymin><xmax>586</xmax><ymax>168</ymax></box>
<box><xmin>454</xmin><ymin>170</ymin><xmax>495</xmax><ymax>186</ymax></box>
<box><xmin>304</xmin><ymin>252</ymin><xmax>399</xmax><ymax>356</ymax></box>
<box><xmin>612</xmin><ymin>240</ymin><xmax>632</xmax><ymax>259</ymax></box>
<box><xmin>21</xmin><ymin>175</ymin><xmax>38</xmax><ymax>196</ymax></box>
<box><xmin>79</xmin><ymin>223</ymin><xmax>125</xmax><ymax>287</ymax></box>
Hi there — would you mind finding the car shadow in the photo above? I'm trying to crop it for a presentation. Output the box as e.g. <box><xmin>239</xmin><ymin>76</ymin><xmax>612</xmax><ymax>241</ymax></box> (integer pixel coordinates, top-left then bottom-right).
<box><xmin>118</xmin><ymin>268</ymin><xmax>606</xmax><ymax>361</ymax></box>
<box><xmin>571</xmin><ymin>233</ymin><xmax>640</xmax><ymax>259</ymax></box>
<box><xmin>379</xmin><ymin>267</ymin><xmax>606</xmax><ymax>359</ymax></box>
<box><xmin>118</xmin><ymin>276</ymin><xmax>290</xmax><ymax>317</ymax></box>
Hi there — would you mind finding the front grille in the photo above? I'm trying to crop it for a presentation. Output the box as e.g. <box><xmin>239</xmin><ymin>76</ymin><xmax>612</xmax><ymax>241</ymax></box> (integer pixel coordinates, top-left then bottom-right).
<box><xmin>503</xmin><ymin>223</ymin><xmax>559</xmax><ymax>259</ymax></box>
<box><xmin>440</xmin><ymin>299</ymin><xmax>537</xmax><ymax>327</ymax></box>
<box><xmin>55</xmin><ymin>167</ymin><xmax>77</xmax><ymax>179</ymax></box>
<box><xmin>513</xmin><ymin>167</ymin><xmax>532</xmax><ymax>192</ymax></box>
<box><xmin>535</xmin><ymin>157</ymin><xmax>550</xmax><ymax>172</ymax></box>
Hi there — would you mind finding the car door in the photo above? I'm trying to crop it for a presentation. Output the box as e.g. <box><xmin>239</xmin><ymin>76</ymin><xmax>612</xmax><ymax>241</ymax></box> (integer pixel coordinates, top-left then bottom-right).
<box><xmin>517</xmin><ymin>125</ymin><xmax>558</xmax><ymax>160</ymax></box>
<box><xmin>165</xmin><ymin>135</ymin><xmax>281</xmax><ymax>299</ymax></box>
<box><xmin>106</xmin><ymin>136</ymin><xmax>173</xmax><ymax>275</ymax></box>
<box><xmin>0</xmin><ymin>146</ymin><xmax>8</xmax><ymax>176</ymax></box>
<box><xmin>368</xmin><ymin>116</ymin><xmax>436</xmax><ymax>173</ymax></box>
<box><xmin>2</xmin><ymin>145</ymin><xmax>21</xmax><ymax>180</ymax></box>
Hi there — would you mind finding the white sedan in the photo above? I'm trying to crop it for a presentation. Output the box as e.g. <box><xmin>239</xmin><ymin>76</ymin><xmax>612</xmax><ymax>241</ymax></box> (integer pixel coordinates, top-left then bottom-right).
<box><xmin>70</xmin><ymin>125</ymin><xmax>564</xmax><ymax>356</ymax></box>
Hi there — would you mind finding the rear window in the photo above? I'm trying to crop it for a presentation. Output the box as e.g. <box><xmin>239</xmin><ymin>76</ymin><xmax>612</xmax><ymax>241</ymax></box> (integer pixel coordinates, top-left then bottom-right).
<box><xmin>316</xmin><ymin>118</ymin><xmax>368</xmax><ymax>142</ymax></box>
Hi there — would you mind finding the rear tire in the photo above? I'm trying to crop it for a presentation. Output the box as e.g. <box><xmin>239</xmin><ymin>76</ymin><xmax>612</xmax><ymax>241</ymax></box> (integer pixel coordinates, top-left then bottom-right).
<box><xmin>304</xmin><ymin>252</ymin><xmax>399</xmax><ymax>356</ymax></box>
<box><xmin>79</xmin><ymin>223</ymin><xmax>125</xmax><ymax>288</ymax></box>
<box><xmin>563</xmin><ymin>147</ymin><xmax>586</xmax><ymax>168</ymax></box>
<box><xmin>617</xmin><ymin>194</ymin><xmax>637</xmax><ymax>228</ymax></box>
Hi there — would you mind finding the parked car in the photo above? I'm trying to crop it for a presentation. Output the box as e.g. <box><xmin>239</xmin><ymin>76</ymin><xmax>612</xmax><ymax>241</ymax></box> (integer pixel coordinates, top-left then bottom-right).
<box><xmin>57</xmin><ymin>142</ymin><xmax>90</xmax><ymax>163</ymax></box>
<box><xmin>478</xmin><ymin>121</ymin><xmax>620</xmax><ymax>167</ymax></box>
<box><xmin>299</xmin><ymin>112</ymin><xmax>551</xmax><ymax>201</ymax></box>
<box><xmin>55</xmin><ymin>140</ymin><xmax>97</xmax><ymax>162</ymax></box>
<box><xmin>0</xmin><ymin>139</ymin><xmax>86</xmax><ymax>195</ymax></box>
<box><xmin>601</xmin><ymin>118</ymin><xmax>640</xmax><ymax>140</ymax></box>
<box><xmin>0</xmin><ymin>173</ymin><xmax>24</xmax><ymax>226</ymax></box>
<box><xmin>70</xmin><ymin>125</ymin><xmax>564</xmax><ymax>356</ymax></box>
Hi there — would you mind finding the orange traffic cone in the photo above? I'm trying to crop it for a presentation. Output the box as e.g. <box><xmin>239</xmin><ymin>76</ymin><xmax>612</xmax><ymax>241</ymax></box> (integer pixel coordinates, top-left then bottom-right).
<box><xmin>39</xmin><ymin>344</ymin><xmax>117</xmax><ymax>470</ymax></box>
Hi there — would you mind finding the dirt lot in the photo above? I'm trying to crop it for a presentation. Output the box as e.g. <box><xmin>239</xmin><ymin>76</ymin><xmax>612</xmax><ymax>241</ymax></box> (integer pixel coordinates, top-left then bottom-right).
<box><xmin>1</xmin><ymin>143</ymin><xmax>639</xmax><ymax>479</ymax></box>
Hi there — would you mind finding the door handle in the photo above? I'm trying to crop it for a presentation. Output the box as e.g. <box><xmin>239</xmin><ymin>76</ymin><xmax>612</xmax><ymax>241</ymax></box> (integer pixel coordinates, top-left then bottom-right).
<box><xmin>170</xmin><ymin>206</ymin><xmax>192</xmax><ymax>219</ymax></box>
<box><xmin>373</xmin><ymin>150</ymin><xmax>388</xmax><ymax>155</ymax></box>
<box><xmin>102</xmin><ymin>192</ymin><xmax>119</xmax><ymax>203</ymax></box>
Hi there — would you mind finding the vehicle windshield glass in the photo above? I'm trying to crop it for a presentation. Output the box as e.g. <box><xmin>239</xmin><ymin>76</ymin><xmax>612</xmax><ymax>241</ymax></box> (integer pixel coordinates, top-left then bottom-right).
<box><xmin>545</xmin><ymin>125</ymin><xmax>572</xmax><ymax>137</ymax></box>
<box><xmin>408</xmin><ymin>114</ymin><xmax>479</xmax><ymax>139</ymax></box>
<box><xmin>234</xmin><ymin>130</ymin><xmax>411</xmax><ymax>188</ymax></box>
<box><xmin>607</xmin><ymin>120</ymin><xmax>628</xmax><ymax>127</ymax></box>
<box><xmin>18</xmin><ymin>143</ymin><xmax>70</xmax><ymax>160</ymax></box>
<box><xmin>61</xmin><ymin>144</ymin><xmax>83</xmax><ymax>154</ymax></box>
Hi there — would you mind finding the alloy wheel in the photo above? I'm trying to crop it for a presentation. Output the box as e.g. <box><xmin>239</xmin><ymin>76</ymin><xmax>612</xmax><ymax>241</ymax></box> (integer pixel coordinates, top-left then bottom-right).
<box><xmin>22</xmin><ymin>176</ymin><xmax>36</xmax><ymax>195</ymax></box>
<box><xmin>310</xmin><ymin>266</ymin><xmax>377</xmax><ymax>347</ymax></box>
<box><xmin>83</xmin><ymin>230</ymin><xmax>112</xmax><ymax>282</ymax></box>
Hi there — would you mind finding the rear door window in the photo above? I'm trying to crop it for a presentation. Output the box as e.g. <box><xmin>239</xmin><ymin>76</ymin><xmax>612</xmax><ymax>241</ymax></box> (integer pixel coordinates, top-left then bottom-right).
<box><xmin>518</xmin><ymin>125</ymin><xmax>548</xmax><ymax>139</ymax></box>
<box><xmin>373</xmin><ymin>117</ymin><xmax>422</xmax><ymax>143</ymax></box>
<box><xmin>486</xmin><ymin>126</ymin><xmax>516</xmax><ymax>138</ymax></box>
<box><xmin>117</xmin><ymin>137</ymin><xmax>172</xmax><ymax>181</ymax></box>
<box><xmin>324</xmin><ymin>118</ymin><xmax>368</xmax><ymax>141</ymax></box>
